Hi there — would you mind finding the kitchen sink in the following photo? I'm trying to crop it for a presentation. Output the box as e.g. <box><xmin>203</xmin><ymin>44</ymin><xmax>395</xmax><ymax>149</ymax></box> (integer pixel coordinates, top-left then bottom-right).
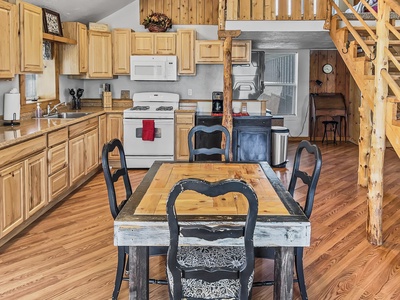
<box><xmin>41</xmin><ymin>112</ymin><xmax>92</xmax><ymax>119</ymax></box>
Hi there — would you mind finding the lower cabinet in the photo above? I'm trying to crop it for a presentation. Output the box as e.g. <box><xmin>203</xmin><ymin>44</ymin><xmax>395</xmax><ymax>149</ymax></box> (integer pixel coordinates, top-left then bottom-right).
<box><xmin>0</xmin><ymin>162</ymin><xmax>25</xmax><ymax>237</ymax></box>
<box><xmin>98</xmin><ymin>114</ymin><xmax>107</xmax><ymax>162</ymax></box>
<box><xmin>25</xmin><ymin>152</ymin><xmax>47</xmax><ymax>218</ymax></box>
<box><xmin>195</xmin><ymin>115</ymin><xmax>272</xmax><ymax>163</ymax></box>
<box><xmin>69</xmin><ymin>117</ymin><xmax>99</xmax><ymax>185</ymax></box>
<box><xmin>174</xmin><ymin>110</ymin><xmax>195</xmax><ymax>161</ymax></box>
<box><xmin>106</xmin><ymin>113</ymin><xmax>123</xmax><ymax>162</ymax></box>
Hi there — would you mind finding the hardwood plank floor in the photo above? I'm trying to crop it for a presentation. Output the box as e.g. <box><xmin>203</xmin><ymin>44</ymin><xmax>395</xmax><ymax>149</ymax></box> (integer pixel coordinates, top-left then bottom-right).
<box><xmin>0</xmin><ymin>142</ymin><xmax>399</xmax><ymax>299</ymax></box>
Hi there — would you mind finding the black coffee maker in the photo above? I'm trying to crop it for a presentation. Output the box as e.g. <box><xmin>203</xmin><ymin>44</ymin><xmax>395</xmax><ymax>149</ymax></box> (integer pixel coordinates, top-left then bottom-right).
<box><xmin>212</xmin><ymin>91</ymin><xmax>223</xmax><ymax>113</ymax></box>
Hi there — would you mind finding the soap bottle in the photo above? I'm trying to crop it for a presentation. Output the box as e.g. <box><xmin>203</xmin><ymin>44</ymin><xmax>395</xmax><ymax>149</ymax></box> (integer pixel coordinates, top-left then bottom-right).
<box><xmin>35</xmin><ymin>103</ymin><xmax>43</xmax><ymax>118</ymax></box>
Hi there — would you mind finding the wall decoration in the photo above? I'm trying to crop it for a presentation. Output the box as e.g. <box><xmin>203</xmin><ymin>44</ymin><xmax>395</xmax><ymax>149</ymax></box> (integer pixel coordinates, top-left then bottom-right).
<box><xmin>42</xmin><ymin>8</ymin><xmax>63</xmax><ymax>36</ymax></box>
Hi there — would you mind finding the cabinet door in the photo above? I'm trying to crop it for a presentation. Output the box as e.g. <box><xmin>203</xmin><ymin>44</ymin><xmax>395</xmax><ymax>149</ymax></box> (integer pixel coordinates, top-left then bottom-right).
<box><xmin>232</xmin><ymin>40</ymin><xmax>251</xmax><ymax>64</ymax></box>
<box><xmin>85</xmin><ymin>128</ymin><xmax>99</xmax><ymax>174</ymax></box>
<box><xmin>78</xmin><ymin>23</ymin><xmax>88</xmax><ymax>72</ymax></box>
<box><xmin>112</xmin><ymin>28</ymin><xmax>132</xmax><ymax>75</ymax></box>
<box><xmin>0</xmin><ymin>1</ymin><xmax>16</xmax><ymax>78</ymax></box>
<box><xmin>177</xmin><ymin>29</ymin><xmax>196</xmax><ymax>75</ymax></box>
<box><xmin>175</xmin><ymin>124</ymin><xmax>191</xmax><ymax>161</ymax></box>
<box><xmin>0</xmin><ymin>162</ymin><xmax>24</xmax><ymax>237</ymax></box>
<box><xmin>48</xmin><ymin>168</ymin><xmax>68</xmax><ymax>203</ymax></box>
<box><xmin>195</xmin><ymin>40</ymin><xmax>223</xmax><ymax>64</ymax></box>
<box><xmin>88</xmin><ymin>31</ymin><xmax>112</xmax><ymax>78</ymax></box>
<box><xmin>154</xmin><ymin>33</ymin><xmax>176</xmax><ymax>55</ymax></box>
<box><xmin>69</xmin><ymin>135</ymin><xmax>86</xmax><ymax>185</ymax></box>
<box><xmin>106</xmin><ymin>114</ymin><xmax>123</xmax><ymax>160</ymax></box>
<box><xmin>26</xmin><ymin>152</ymin><xmax>47</xmax><ymax>218</ymax></box>
<box><xmin>48</xmin><ymin>142</ymin><xmax>68</xmax><ymax>175</ymax></box>
<box><xmin>98</xmin><ymin>114</ymin><xmax>107</xmax><ymax>162</ymax></box>
<box><xmin>19</xmin><ymin>1</ymin><xmax>43</xmax><ymax>73</ymax></box>
<box><xmin>131</xmin><ymin>33</ymin><xmax>154</xmax><ymax>55</ymax></box>
<box><xmin>233</xmin><ymin>129</ymin><xmax>271</xmax><ymax>163</ymax></box>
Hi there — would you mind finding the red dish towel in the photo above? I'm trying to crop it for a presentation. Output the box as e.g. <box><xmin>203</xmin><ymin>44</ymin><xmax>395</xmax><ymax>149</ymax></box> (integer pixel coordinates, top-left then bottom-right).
<box><xmin>142</xmin><ymin>120</ymin><xmax>155</xmax><ymax>141</ymax></box>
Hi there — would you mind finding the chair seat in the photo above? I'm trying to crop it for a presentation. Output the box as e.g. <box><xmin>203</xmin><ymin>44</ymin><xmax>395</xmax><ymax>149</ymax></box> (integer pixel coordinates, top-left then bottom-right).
<box><xmin>168</xmin><ymin>246</ymin><xmax>253</xmax><ymax>299</ymax></box>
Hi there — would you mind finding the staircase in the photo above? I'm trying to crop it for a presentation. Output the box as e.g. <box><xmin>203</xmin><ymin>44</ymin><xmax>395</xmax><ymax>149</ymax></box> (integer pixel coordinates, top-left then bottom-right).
<box><xmin>327</xmin><ymin>0</ymin><xmax>400</xmax><ymax>245</ymax></box>
<box><xmin>328</xmin><ymin>0</ymin><xmax>400</xmax><ymax>157</ymax></box>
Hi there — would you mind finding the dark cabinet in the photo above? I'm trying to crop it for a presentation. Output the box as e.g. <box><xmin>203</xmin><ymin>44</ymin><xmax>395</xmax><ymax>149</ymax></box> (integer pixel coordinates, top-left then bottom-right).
<box><xmin>195</xmin><ymin>115</ymin><xmax>271</xmax><ymax>163</ymax></box>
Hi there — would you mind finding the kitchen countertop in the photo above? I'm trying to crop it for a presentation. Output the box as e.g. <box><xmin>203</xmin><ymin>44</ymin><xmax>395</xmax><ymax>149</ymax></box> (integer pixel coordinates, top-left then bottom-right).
<box><xmin>0</xmin><ymin>107</ymin><xmax>124</xmax><ymax>150</ymax></box>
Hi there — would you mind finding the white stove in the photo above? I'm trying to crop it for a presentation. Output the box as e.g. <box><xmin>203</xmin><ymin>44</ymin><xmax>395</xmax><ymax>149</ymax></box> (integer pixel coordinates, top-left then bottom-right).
<box><xmin>123</xmin><ymin>92</ymin><xmax>180</xmax><ymax>168</ymax></box>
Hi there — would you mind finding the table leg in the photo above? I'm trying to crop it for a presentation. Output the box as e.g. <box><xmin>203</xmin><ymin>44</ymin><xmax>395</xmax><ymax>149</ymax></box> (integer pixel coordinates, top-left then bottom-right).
<box><xmin>129</xmin><ymin>246</ymin><xmax>149</xmax><ymax>300</ymax></box>
<box><xmin>273</xmin><ymin>247</ymin><xmax>294</xmax><ymax>300</ymax></box>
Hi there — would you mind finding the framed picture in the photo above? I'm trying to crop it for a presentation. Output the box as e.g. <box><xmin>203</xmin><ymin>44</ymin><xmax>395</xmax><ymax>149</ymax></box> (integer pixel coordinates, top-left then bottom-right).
<box><xmin>42</xmin><ymin>8</ymin><xmax>63</xmax><ymax>36</ymax></box>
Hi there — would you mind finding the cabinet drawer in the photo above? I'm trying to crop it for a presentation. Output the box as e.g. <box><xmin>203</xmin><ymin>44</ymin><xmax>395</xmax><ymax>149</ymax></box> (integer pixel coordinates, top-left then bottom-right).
<box><xmin>0</xmin><ymin>135</ymin><xmax>46</xmax><ymax>166</ymax></box>
<box><xmin>48</xmin><ymin>142</ymin><xmax>68</xmax><ymax>175</ymax></box>
<box><xmin>176</xmin><ymin>113</ymin><xmax>194</xmax><ymax>124</ymax></box>
<box><xmin>69</xmin><ymin>117</ymin><xmax>98</xmax><ymax>138</ymax></box>
<box><xmin>48</xmin><ymin>167</ymin><xmax>69</xmax><ymax>202</ymax></box>
<box><xmin>48</xmin><ymin>127</ymin><xmax>68</xmax><ymax>147</ymax></box>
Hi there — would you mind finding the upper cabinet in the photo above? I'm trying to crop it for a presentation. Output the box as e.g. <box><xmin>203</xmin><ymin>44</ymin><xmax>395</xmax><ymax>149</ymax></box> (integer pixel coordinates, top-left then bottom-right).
<box><xmin>195</xmin><ymin>40</ymin><xmax>252</xmax><ymax>64</ymax></box>
<box><xmin>112</xmin><ymin>28</ymin><xmax>133</xmax><ymax>75</ymax></box>
<box><xmin>0</xmin><ymin>1</ymin><xmax>16</xmax><ymax>78</ymax></box>
<box><xmin>60</xmin><ymin>22</ymin><xmax>88</xmax><ymax>75</ymax></box>
<box><xmin>177</xmin><ymin>29</ymin><xmax>196</xmax><ymax>76</ymax></box>
<box><xmin>131</xmin><ymin>32</ymin><xmax>176</xmax><ymax>55</ymax></box>
<box><xmin>18</xmin><ymin>1</ymin><xmax>43</xmax><ymax>73</ymax></box>
<box><xmin>88</xmin><ymin>30</ymin><xmax>112</xmax><ymax>78</ymax></box>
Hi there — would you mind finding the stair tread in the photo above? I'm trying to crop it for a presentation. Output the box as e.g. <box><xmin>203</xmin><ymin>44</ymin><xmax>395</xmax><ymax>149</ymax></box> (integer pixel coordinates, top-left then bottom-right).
<box><xmin>387</xmin><ymin>96</ymin><xmax>400</xmax><ymax>103</ymax></box>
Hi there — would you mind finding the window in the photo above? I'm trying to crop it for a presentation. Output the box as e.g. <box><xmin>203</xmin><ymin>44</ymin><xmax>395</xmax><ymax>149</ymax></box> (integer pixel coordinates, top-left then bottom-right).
<box><xmin>260</xmin><ymin>52</ymin><xmax>298</xmax><ymax>115</ymax></box>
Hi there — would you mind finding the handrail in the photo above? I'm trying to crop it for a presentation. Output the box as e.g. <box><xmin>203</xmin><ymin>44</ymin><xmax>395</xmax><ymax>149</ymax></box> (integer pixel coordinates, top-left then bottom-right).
<box><xmin>381</xmin><ymin>69</ymin><xmax>400</xmax><ymax>100</ymax></box>
<box><xmin>386</xmin><ymin>21</ymin><xmax>400</xmax><ymax>41</ymax></box>
<box><xmin>330</xmin><ymin>1</ymin><xmax>375</xmax><ymax>60</ymax></box>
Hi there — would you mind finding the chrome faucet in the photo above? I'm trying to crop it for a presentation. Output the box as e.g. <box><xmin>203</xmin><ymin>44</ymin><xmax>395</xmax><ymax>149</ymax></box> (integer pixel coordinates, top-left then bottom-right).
<box><xmin>48</xmin><ymin>102</ymin><xmax>66</xmax><ymax>115</ymax></box>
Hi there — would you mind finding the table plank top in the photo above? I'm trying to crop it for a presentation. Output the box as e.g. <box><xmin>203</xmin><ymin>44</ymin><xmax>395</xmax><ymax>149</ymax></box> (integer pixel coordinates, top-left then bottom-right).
<box><xmin>135</xmin><ymin>162</ymin><xmax>289</xmax><ymax>216</ymax></box>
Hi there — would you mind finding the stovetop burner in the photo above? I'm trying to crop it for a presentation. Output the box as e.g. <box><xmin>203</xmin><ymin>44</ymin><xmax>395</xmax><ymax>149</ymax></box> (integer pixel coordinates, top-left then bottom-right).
<box><xmin>131</xmin><ymin>106</ymin><xmax>150</xmax><ymax>111</ymax></box>
<box><xmin>156</xmin><ymin>106</ymin><xmax>173</xmax><ymax>111</ymax></box>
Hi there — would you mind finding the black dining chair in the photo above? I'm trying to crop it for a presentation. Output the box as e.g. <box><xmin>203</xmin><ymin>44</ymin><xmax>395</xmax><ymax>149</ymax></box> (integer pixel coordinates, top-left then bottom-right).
<box><xmin>101</xmin><ymin>139</ymin><xmax>168</xmax><ymax>300</ymax></box>
<box><xmin>253</xmin><ymin>140</ymin><xmax>322</xmax><ymax>300</ymax></box>
<box><xmin>166</xmin><ymin>178</ymin><xmax>258</xmax><ymax>300</ymax></box>
<box><xmin>188</xmin><ymin>124</ymin><xmax>231</xmax><ymax>162</ymax></box>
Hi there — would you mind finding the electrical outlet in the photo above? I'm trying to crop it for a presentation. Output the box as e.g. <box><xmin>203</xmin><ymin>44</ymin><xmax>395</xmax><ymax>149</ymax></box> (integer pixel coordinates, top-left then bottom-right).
<box><xmin>188</xmin><ymin>89</ymin><xmax>193</xmax><ymax>96</ymax></box>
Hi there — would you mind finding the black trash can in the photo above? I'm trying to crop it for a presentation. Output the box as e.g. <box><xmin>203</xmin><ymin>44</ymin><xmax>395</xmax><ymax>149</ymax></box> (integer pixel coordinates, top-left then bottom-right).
<box><xmin>271</xmin><ymin>126</ymin><xmax>289</xmax><ymax>167</ymax></box>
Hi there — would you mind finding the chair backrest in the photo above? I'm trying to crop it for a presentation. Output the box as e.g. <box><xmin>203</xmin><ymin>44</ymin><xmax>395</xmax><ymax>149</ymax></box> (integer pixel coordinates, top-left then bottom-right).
<box><xmin>102</xmin><ymin>139</ymin><xmax>132</xmax><ymax>220</ymax></box>
<box><xmin>188</xmin><ymin>125</ymin><xmax>231</xmax><ymax>162</ymax></box>
<box><xmin>166</xmin><ymin>178</ymin><xmax>258</xmax><ymax>299</ymax></box>
<box><xmin>288</xmin><ymin>140</ymin><xmax>322</xmax><ymax>218</ymax></box>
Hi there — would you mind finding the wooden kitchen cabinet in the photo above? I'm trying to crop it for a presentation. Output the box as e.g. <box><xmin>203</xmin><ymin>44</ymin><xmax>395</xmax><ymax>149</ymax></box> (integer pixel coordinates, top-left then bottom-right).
<box><xmin>106</xmin><ymin>113</ymin><xmax>123</xmax><ymax>162</ymax></box>
<box><xmin>88</xmin><ymin>30</ymin><xmax>112</xmax><ymax>78</ymax></box>
<box><xmin>131</xmin><ymin>32</ymin><xmax>176</xmax><ymax>55</ymax></box>
<box><xmin>112</xmin><ymin>28</ymin><xmax>132</xmax><ymax>75</ymax></box>
<box><xmin>0</xmin><ymin>162</ymin><xmax>24</xmax><ymax>238</ymax></box>
<box><xmin>0</xmin><ymin>135</ymin><xmax>47</xmax><ymax>238</ymax></box>
<box><xmin>60</xmin><ymin>22</ymin><xmax>88</xmax><ymax>75</ymax></box>
<box><xmin>69</xmin><ymin>117</ymin><xmax>99</xmax><ymax>185</ymax></box>
<box><xmin>0</xmin><ymin>1</ymin><xmax>16</xmax><ymax>78</ymax></box>
<box><xmin>174</xmin><ymin>110</ymin><xmax>195</xmax><ymax>161</ymax></box>
<box><xmin>47</xmin><ymin>128</ymin><xmax>69</xmax><ymax>202</ymax></box>
<box><xmin>195</xmin><ymin>40</ymin><xmax>251</xmax><ymax>64</ymax></box>
<box><xmin>98</xmin><ymin>114</ymin><xmax>107</xmax><ymax>162</ymax></box>
<box><xmin>25</xmin><ymin>152</ymin><xmax>47</xmax><ymax>218</ymax></box>
<box><xmin>177</xmin><ymin>29</ymin><xmax>196</xmax><ymax>75</ymax></box>
<box><xmin>18</xmin><ymin>1</ymin><xmax>43</xmax><ymax>73</ymax></box>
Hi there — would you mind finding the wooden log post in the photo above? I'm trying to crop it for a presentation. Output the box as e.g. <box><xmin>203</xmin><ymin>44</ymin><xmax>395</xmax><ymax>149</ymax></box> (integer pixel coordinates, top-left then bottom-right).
<box><xmin>366</xmin><ymin>0</ymin><xmax>390</xmax><ymax>246</ymax></box>
<box><xmin>357</xmin><ymin>97</ymin><xmax>372</xmax><ymax>187</ymax></box>
<box><xmin>219</xmin><ymin>30</ymin><xmax>241</xmax><ymax>159</ymax></box>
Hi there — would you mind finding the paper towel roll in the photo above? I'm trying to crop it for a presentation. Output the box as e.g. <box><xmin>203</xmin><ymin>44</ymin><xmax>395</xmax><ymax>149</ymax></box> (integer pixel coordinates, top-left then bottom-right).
<box><xmin>4</xmin><ymin>93</ymin><xmax>21</xmax><ymax>124</ymax></box>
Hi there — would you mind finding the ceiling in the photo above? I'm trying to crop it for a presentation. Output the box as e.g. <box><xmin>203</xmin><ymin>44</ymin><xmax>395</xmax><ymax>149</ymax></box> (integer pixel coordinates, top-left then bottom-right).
<box><xmin>27</xmin><ymin>0</ymin><xmax>134</xmax><ymax>24</ymax></box>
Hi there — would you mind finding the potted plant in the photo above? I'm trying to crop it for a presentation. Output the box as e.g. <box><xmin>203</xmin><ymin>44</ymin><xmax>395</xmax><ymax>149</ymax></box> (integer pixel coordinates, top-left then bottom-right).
<box><xmin>142</xmin><ymin>12</ymin><xmax>172</xmax><ymax>32</ymax></box>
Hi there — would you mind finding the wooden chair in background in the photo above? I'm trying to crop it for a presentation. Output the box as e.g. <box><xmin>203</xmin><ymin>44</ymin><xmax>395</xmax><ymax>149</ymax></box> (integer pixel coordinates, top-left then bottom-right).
<box><xmin>253</xmin><ymin>140</ymin><xmax>322</xmax><ymax>300</ymax></box>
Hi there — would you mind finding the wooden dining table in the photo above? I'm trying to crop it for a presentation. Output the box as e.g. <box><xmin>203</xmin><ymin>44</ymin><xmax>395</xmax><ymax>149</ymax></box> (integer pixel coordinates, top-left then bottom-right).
<box><xmin>114</xmin><ymin>161</ymin><xmax>311</xmax><ymax>300</ymax></box>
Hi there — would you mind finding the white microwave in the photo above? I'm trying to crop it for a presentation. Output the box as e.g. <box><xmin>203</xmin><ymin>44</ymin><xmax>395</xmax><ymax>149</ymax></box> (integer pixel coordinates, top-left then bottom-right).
<box><xmin>130</xmin><ymin>55</ymin><xmax>177</xmax><ymax>81</ymax></box>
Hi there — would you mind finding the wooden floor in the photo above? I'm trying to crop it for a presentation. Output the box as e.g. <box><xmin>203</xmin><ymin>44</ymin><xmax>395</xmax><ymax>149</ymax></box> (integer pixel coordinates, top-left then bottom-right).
<box><xmin>0</xmin><ymin>142</ymin><xmax>399</xmax><ymax>300</ymax></box>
